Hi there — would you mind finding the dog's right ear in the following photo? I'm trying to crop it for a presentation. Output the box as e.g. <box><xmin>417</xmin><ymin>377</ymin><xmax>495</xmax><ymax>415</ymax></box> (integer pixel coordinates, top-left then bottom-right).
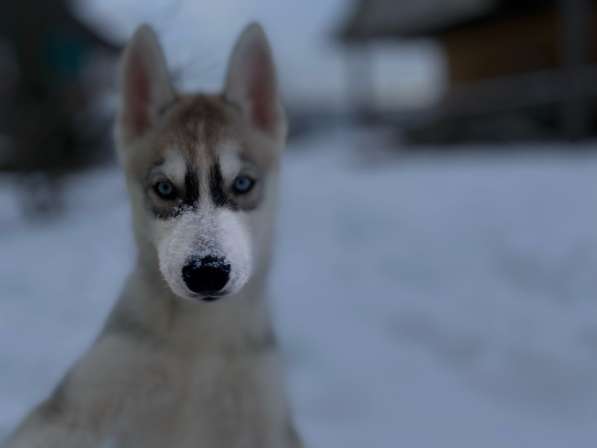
<box><xmin>118</xmin><ymin>24</ymin><xmax>175</xmax><ymax>139</ymax></box>
<box><xmin>223</xmin><ymin>23</ymin><xmax>286</xmax><ymax>139</ymax></box>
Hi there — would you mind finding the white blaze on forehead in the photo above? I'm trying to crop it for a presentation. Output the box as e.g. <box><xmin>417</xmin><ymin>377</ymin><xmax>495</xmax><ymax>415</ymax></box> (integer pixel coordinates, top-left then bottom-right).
<box><xmin>218</xmin><ymin>143</ymin><xmax>242</xmax><ymax>182</ymax></box>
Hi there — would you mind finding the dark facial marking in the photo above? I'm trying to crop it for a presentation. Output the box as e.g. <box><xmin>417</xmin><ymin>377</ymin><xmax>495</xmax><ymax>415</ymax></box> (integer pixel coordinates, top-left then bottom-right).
<box><xmin>210</xmin><ymin>162</ymin><xmax>237</xmax><ymax>209</ymax></box>
<box><xmin>183</xmin><ymin>165</ymin><xmax>200</xmax><ymax>207</ymax></box>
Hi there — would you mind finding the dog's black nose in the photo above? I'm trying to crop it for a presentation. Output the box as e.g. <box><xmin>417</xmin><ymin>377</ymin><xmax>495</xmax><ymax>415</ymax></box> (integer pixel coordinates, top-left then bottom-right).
<box><xmin>182</xmin><ymin>256</ymin><xmax>231</xmax><ymax>296</ymax></box>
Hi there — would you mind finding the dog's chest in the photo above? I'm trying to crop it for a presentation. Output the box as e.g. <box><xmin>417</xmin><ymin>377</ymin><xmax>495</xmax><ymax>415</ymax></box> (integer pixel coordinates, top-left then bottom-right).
<box><xmin>115</xmin><ymin>350</ymin><xmax>288</xmax><ymax>448</ymax></box>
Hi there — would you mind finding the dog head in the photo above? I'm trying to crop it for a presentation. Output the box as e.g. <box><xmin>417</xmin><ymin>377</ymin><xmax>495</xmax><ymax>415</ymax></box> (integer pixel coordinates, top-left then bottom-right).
<box><xmin>115</xmin><ymin>23</ymin><xmax>286</xmax><ymax>302</ymax></box>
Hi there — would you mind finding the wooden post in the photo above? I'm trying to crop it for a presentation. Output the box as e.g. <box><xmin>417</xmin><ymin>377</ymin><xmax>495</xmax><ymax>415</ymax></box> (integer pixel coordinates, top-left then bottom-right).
<box><xmin>560</xmin><ymin>0</ymin><xmax>592</xmax><ymax>139</ymax></box>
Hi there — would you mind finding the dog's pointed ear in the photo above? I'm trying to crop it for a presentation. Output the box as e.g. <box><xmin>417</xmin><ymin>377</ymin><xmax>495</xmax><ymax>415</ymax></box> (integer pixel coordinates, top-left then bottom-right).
<box><xmin>119</xmin><ymin>24</ymin><xmax>175</xmax><ymax>139</ymax></box>
<box><xmin>223</xmin><ymin>23</ymin><xmax>286</xmax><ymax>138</ymax></box>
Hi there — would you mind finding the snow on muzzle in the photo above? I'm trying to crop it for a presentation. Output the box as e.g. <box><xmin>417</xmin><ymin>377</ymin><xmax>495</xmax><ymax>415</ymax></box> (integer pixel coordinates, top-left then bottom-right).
<box><xmin>158</xmin><ymin>209</ymin><xmax>253</xmax><ymax>301</ymax></box>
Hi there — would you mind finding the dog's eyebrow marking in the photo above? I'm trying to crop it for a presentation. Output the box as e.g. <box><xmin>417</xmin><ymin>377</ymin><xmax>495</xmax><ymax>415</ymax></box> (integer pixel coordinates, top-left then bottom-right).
<box><xmin>157</xmin><ymin>150</ymin><xmax>187</xmax><ymax>185</ymax></box>
<box><xmin>151</xmin><ymin>158</ymin><xmax>165</xmax><ymax>169</ymax></box>
<box><xmin>145</xmin><ymin>158</ymin><xmax>166</xmax><ymax>182</ymax></box>
<box><xmin>219</xmin><ymin>145</ymin><xmax>242</xmax><ymax>181</ymax></box>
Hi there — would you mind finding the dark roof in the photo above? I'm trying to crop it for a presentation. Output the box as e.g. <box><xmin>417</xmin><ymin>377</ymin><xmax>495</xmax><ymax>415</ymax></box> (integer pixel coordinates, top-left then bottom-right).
<box><xmin>339</xmin><ymin>0</ymin><xmax>560</xmax><ymax>41</ymax></box>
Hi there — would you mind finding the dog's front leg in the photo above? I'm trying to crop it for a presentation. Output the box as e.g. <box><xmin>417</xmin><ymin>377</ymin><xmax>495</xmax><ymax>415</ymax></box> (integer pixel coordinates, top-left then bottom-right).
<box><xmin>1</xmin><ymin>334</ymin><xmax>141</xmax><ymax>448</ymax></box>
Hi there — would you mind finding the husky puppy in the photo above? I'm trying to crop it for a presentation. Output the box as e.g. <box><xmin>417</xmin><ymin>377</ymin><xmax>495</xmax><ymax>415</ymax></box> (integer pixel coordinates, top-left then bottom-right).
<box><xmin>3</xmin><ymin>23</ymin><xmax>303</xmax><ymax>448</ymax></box>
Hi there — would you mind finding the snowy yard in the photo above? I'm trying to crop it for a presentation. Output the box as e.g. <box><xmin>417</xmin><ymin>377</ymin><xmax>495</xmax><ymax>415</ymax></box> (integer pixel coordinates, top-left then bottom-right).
<box><xmin>1</xmin><ymin>129</ymin><xmax>597</xmax><ymax>447</ymax></box>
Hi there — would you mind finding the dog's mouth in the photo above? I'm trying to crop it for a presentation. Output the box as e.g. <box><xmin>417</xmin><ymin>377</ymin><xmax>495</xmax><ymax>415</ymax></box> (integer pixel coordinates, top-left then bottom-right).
<box><xmin>188</xmin><ymin>291</ymin><xmax>227</xmax><ymax>303</ymax></box>
<box><xmin>200</xmin><ymin>294</ymin><xmax>224</xmax><ymax>303</ymax></box>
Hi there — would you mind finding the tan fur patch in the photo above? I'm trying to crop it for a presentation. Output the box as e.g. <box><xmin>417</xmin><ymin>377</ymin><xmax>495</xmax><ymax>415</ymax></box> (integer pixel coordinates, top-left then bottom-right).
<box><xmin>166</xmin><ymin>94</ymin><xmax>230</xmax><ymax>158</ymax></box>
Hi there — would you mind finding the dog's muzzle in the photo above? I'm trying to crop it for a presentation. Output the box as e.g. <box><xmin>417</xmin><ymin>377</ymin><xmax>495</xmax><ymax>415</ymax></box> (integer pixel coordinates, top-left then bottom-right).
<box><xmin>157</xmin><ymin>210</ymin><xmax>252</xmax><ymax>302</ymax></box>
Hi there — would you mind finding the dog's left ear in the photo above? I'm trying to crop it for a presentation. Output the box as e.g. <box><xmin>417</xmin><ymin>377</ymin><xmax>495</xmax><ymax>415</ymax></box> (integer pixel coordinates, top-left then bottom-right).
<box><xmin>224</xmin><ymin>23</ymin><xmax>286</xmax><ymax>139</ymax></box>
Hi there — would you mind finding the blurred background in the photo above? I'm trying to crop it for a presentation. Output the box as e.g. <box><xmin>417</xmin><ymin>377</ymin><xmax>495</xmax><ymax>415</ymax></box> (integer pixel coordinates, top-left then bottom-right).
<box><xmin>1</xmin><ymin>0</ymin><xmax>597</xmax><ymax>446</ymax></box>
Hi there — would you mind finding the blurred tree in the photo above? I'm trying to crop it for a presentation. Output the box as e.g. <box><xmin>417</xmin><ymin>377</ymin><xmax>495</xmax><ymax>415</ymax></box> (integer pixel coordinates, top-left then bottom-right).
<box><xmin>0</xmin><ymin>0</ymin><xmax>120</xmax><ymax>216</ymax></box>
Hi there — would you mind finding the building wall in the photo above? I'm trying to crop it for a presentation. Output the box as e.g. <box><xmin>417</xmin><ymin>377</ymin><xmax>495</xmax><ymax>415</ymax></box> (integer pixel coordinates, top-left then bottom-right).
<box><xmin>441</xmin><ymin>6</ymin><xmax>597</xmax><ymax>86</ymax></box>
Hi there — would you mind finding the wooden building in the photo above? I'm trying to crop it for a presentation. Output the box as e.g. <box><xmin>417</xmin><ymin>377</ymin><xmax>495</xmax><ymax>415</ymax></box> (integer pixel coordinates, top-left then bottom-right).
<box><xmin>339</xmin><ymin>0</ymin><xmax>597</xmax><ymax>143</ymax></box>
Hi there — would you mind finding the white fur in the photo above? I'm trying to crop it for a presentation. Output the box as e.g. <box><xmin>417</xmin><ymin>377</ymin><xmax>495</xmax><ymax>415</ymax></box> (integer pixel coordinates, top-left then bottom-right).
<box><xmin>160</xmin><ymin>150</ymin><xmax>187</xmax><ymax>185</ymax></box>
<box><xmin>157</xmin><ymin>207</ymin><xmax>253</xmax><ymax>300</ymax></box>
<box><xmin>219</xmin><ymin>144</ymin><xmax>242</xmax><ymax>181</ymax></box>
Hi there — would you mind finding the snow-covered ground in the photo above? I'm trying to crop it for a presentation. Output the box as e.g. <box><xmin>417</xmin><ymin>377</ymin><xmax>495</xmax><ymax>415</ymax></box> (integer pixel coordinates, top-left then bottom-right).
<box><xmin>1</xmin><ymin>128</ymin><xmax>597</xmax><ymax>447</ymax></box>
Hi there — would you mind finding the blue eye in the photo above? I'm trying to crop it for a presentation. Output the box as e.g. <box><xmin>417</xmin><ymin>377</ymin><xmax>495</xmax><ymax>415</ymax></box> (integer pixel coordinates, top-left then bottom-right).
<box><xmin>232</xmin><ymin>175</ymin><xmax>255</xmax><ymax>195</ymax></box>
<box><xmin>154</xmin><ymin>180</ymin><xmax>177</xmax><ymax>200</ymax></box>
